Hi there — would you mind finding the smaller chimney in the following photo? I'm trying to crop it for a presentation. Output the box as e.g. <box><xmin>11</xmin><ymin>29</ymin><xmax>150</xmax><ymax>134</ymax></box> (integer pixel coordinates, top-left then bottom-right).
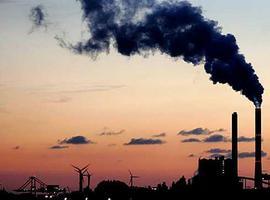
<box><xmin>232</xmin><ymin>112</ymin><xmax>238</xmax><ymax>180</ymax></box>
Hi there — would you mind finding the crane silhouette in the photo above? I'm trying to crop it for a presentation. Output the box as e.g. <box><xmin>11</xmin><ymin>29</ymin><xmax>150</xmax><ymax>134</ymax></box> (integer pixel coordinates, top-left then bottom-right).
<box><xmin>15</xmin><ymin>176</ymin><xmax>47</xmax><ymax>196</ymax></box>
<box><xmin>72</xmin><ymin>164</ymin><xmax>89</xmax><ymax>193</ymax></box>
<box><xmin>129</xmin><ymin>170</ymin><xmax>139</xmax><ymax>187</ymax></box>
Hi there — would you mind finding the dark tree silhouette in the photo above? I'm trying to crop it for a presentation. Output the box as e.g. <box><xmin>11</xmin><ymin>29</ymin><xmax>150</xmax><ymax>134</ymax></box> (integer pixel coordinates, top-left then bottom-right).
<box><xmin>94</xmin><ymin>180</ymin><xmax>130</xmax><ymax>200</ymax></box>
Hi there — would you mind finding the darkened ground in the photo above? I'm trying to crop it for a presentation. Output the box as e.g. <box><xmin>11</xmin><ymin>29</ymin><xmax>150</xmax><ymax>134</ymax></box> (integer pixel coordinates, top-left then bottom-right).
<box><xmin>2</xmin><ymin>179</ymin><xmax>270</xmax><ymax>200</ymax></box>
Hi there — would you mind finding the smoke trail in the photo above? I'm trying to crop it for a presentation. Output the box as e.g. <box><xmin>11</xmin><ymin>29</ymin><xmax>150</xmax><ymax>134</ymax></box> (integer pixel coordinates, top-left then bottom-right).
<box><xmin>59</xmin><ymin>0</ymin><xmax>264</xmax><ymax>106</ymax></box>
<box><xmin>29</xmin><ymin>5</ymin><xmax>47</xmax><ymax>31</ymax></box>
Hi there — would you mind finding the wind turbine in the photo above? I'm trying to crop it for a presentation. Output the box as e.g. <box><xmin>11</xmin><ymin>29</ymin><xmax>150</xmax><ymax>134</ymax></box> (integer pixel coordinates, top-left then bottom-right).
<box><xmin>129</xmin><ymin>170</ymin><xmax>139</xmax><ymax>187</ymax></box>
<box><xmin>72</xmin><ymin>164</ymin><xmax>89</xmax><ymax>193</ymax></box>
<box><xmin>83</xmin><ymin>170</ymin><xmax>93</xmax><ymax>190</ymax></box>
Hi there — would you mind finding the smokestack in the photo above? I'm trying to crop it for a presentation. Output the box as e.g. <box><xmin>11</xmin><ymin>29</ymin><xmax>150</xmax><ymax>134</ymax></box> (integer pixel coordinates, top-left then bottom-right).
<box><xmin>232</xmin><ymin>112</ymin><xmax>238</xmax><ymax>180</ymax></box>
<box><xmin>255</xmin><ymin>107</ymin><xmax>262</xmax><ymax>189</ymax></box>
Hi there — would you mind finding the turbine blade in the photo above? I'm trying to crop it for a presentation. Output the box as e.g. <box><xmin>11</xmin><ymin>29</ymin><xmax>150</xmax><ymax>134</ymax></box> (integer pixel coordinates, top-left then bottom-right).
<box><xmin>71</xmin><ymin>165</ymin><xmax>80</xmax><ymax>171</ymax></box>
<box><xmin>81</xmin><ymin>164</ymin><xmax>90</xmax><ymax>171</ymax></box>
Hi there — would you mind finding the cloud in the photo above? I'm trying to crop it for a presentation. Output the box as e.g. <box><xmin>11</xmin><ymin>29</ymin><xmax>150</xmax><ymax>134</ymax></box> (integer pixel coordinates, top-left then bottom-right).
<box><xmin>207</xmin><ymin>151</ymin><xmax>267</xmax><ymax>159</ymax></box>
<box><xmin>238</xmin><ymin>151</ymin><xmax>267</xmax><ymax>159</ymax></box>
<box><xmin>13</xmin><ymin>146</ymin><xmax>20</xmax><ymax>150</ymax></box>
<box><xmin>203</xmin><ymin>136</ymin><xmax>259</xmax><ymax>143</ymax></box>
<box><xmin>58</xmin><ymin>85</ymin><xmax>126</xmax><ymax>94</ymax></box>
<box><xmin>178</xmin><ymin>128</ymin><xmax>226</xmax><ymax>136</ymax></box>
<box><xmin>124</xmin><ymin>138</ymin><xmax>165</xmax><ymax>145</ymax></box>
<box><xmin>211</xmin><ymin>128</ymin><xmax>226</xmax><ymax>134</ymax></box>
<box><xmin>27</xmin><ymin>83</ymin><xmax>126</xmax><ymax>95</ymax></box>
<box><xmin>238</xmin><ymin>136</ymin><xmax>255</xmax><ymax>142</ymax></box>
<box><xmin>47</xmin><ymin>97</ymin><xmax>72</xmax><ymax>103</ymax></box>
<box><xmin>181</xmin><ymin>138</ymin><xmax>201</xmax><ymax>143</ymax></box>
<box><xmin>205</xmin><ymin>149</ymin><xmax>232</xmax><ymax>159</ymax></box>
<box><xmin>49</xmin><ymin>145</ymin><xmax>69</xmax><ymax>150</ymax></box>
<box><xmin>152</xmin><ymin>133</ymin><xmax>166</xmax><ymax>138</ymax></box>
<box><xmin>179</xmin><ymin>128</ymin><xmax>210</xmax><ymax>136</ymax></box>
<box><xmin>59</xmin><ymin>136</ymin><xmax>94</xmax><ymax>145</ymax></box>
<box><xmin>205</xmin><ymin>148</ymin><xmax>231</xmax><ymax>154</ymax></box>
<box><xmin>203</xmin><ymin>134</ymin><xmax>229</xmax><ymax>143</ymax></box>
<box><xmin>99</xmin><ymin>128</ymin><xmax>125</xmax><ymax>136</ymax></box>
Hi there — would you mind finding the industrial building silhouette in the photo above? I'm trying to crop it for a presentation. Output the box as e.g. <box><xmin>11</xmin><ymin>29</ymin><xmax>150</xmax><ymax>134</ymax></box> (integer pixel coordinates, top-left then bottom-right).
<box><xmin>1</xmin><ymin>109</ymin><xmax>270</xmax><ymax>199</ymax></box>
<box><xmin>192</xmin><ymin>108</ymin><xmax>265</xmax><ymax>191</ymax></box>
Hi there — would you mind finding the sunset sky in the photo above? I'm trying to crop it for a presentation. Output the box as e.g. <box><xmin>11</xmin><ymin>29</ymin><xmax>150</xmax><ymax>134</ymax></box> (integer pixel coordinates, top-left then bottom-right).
<box><xmin>1</xmin><ymin>0</ymin><xmax>270</xmax><ymax>191</ymax></box>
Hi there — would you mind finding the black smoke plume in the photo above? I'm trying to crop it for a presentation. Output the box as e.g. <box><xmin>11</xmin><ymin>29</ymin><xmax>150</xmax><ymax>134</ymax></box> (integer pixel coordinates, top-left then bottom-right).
<box><xmin>59</xmin><ymin>0</ymin><xmax>264</xmax><ymax>106</ymax></box>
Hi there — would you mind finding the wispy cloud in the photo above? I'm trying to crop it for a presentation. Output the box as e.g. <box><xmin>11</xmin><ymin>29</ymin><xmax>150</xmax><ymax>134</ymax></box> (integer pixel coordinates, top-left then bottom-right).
<box><xmin>58</xmin><ymin>85</ymin><xmax>126</xmax><ymax>94</ymax></box>
<box><xmin>124</xmin><ymin>138</ymin><xmax>165</xmax><ymax>145</ymax></box>
<box><xmin>152</xmin><ymin>133</ymin><xmax>166</xmax><ymax>138</ymax></box>
<box><xmin>49</xmin><ymin>145</ymin><xmax>69</xmax><ymax>150</ymax></box>
<box><xmin>206</xmin><ymin>151</ymin><xmax>267</xmax><ymax>159</ymax></box>
<box><xmin>205</xmin><ymin>148</ymin><xmax>231</xmax><ymax>154</ymax></box>
<box><xmin>99</xmin><ymin>128</ymin><xmax>125</xmax><ymax>136</ymax></box>
<box><xmin>238</xmin><ymin>151</ymin><xmax>267</xmax><ymax>159</ymax></box>
<box><xmin>27</xmin><ymin>83</ymin><xmax>127</xmax><ymax>96</ymax></box>
<box><xmin>238</xmin><ymin>136</ymin><xmax>255</xmax><ymax>142</ymax></box>
<box><xmin>178</xmin><ymin>128</ymin><xmax>226</xmax><ymax>136</ymax></box>
<box><xmin>46</xmin><ymin>97</ymin><xmax>72</xmax><ymax>103</ymax></box>
<box><xmin>184</xmin><ymin>135</ymin><xmax>255</xmax><ymax>144</ymax></box>
<box><xmin>181</xmin><ymin>138</ymin><xmax>201</xmax><ymax>143</ymax></box>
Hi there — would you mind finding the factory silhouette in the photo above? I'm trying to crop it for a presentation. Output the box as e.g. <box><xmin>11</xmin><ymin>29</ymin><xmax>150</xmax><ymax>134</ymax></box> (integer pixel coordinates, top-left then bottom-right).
<box><xmin>7</xmin><ymin>0</ymin><xmax>265</xmax><ymax>199</ymax></box>
<box><xmin>1</xmin><ymin>108</ymin><xmax>270</xmax><ymax>200</ymax></box>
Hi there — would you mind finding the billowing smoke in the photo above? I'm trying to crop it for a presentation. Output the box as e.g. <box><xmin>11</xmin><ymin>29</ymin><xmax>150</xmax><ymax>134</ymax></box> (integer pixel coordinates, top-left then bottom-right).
<box><xmin>29</xmin><ymin>5</ymin><xmax>47</xmax><ymax>31</ymax></box>
<box><xmin>59</xmin><ymin>0</ymin><xmax>264</xmax><ymax>106</ymax></box>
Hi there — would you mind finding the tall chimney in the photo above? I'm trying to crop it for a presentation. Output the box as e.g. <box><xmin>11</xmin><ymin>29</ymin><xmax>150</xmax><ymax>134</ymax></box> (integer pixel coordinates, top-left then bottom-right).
<box><xmin>255</xmin><ymin>108</ymin><xmax>262</xmax><ymax>189</ymax></box>
<box><xmin>232</xmin><ymin>112</ymin><xmax>238</xmax><ymax>180</ymax></box>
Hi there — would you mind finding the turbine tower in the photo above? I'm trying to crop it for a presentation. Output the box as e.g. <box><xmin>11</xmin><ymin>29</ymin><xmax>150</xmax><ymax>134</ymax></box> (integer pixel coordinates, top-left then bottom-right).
<box><xmin>72</xmin><ymin>164</ymin><xmax>89</xmax><ymax>193</ymax></box>
<box><xmin>83</xmin><ymin>170</ymin><xmax>93</xmax><ymax>190</ymax></box>
<box><xmin>129</xmin><ymin>170</ymin><xmax>139</xmax><ymax>187</ymax></box>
